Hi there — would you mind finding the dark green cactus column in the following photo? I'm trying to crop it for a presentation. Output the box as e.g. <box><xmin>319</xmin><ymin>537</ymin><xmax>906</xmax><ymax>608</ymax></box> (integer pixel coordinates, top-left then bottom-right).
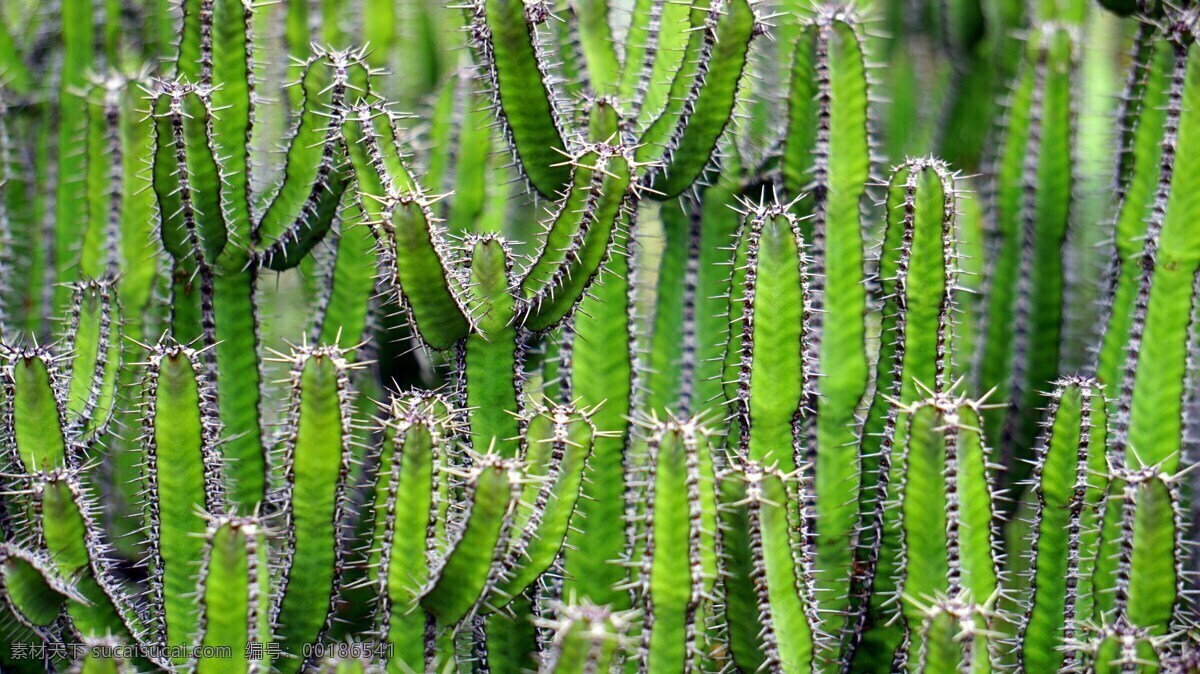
<box><xmin>977</xmin><ymin>22</ymin><xmax>1078</xmax><ymax>486</ymax></box>
<box><xmin>781</xmin><ymin>5</ymin><xmax>872</xmax><ymax>642</ymax></box>
<box><xmin>849</xmin><ymin>157</ymin><xmax>961</xmax><ymax>670</ymax></box>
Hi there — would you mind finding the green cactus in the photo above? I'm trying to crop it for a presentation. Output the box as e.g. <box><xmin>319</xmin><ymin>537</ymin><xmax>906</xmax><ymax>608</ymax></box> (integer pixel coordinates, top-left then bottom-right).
<box><xmin>2</xmin><ymin>1</ymin><xmax>1200</xmax><ymax>673</ymax></box>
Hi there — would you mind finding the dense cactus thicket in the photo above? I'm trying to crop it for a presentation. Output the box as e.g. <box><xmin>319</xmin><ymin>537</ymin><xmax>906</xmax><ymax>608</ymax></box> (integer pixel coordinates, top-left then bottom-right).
<box><xmin>2</xmin><ymin>0</ymin><xmax>1200</xmax><ymax>671</ymax></box>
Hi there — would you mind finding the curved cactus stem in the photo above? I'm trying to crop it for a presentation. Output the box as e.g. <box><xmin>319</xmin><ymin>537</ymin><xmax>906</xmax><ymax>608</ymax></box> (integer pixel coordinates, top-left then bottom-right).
<box><xmin>137</xmin><ymin>340</ymin><xmax>224</xmax><ymax>664</ymax></box>
<box><xmin>34</xmin><ymin>470</ymin><xmax>147</xmax><ymax>660</ymax></box>
<box><xmin>468</xmin><ymin>0</ymin><xmax>572</xmax><ymax>199</ymax></box>
<box><xmin>484</xmin><ymin>590</ymin><xmax>541</xmax><ymax>673</ymax></box>
<box><xmin>537</xmin><ymin>601</ymin><xmax>631</xmax><ymax>674</ymax></box>
<box><xmin>269</xmin><ymin>343</ymin><xmax>361</xmax><ymax>672</ymax></box>
<box><xmin>1083</xmin><ymin>618</ymin><xmax>1172</xmax><ymax>674</ymax></box>
<box><xmin>196</xmin><ymin>516</ymin><xmax>272</xmax><ymax>674</ymax></box>
<box><xmin>421</xmin><ymin>454</ymin><xmax>522</xmax><ymax>626</ymax></box>
<box><xmin>642</xmin><ymin>0</ymin><xmax>755</xmax><ymax>199</ymax></box>
<box><xmin>976</xmin><ymin>23</ymin><xmax>1078</xmax><ymax>485</ymax></box>
<box><xmin>148</xmin><ymin>80</ymin><xmax>228</xmax><ymax>267</ymax></box>
<box><xmin>518</xmin><ymin>108</ymin><xmax>635</xmax><ymax>333</ymax></box>
<box><xmin>0</xmin><ymin>543</ymin><xmax>88</xmax><ymax>633</ymax></box>
<box><xmin>490</xmin><ymin>400</ymin><xmax>596</xmax><ymax>609</ymax></box>
<box><xmin>718</xmin><ymin>459</ymin><xmax>819</xmax><ymax>674</ymax></box>
<box><xmin>256</xmin><ymin>46</ymin><xmax>369</xmax><ymax>247</ymax></box>
<box><xmin>462</xmin><ymin>236</ymin><xmax>523</xmax><ymax>457</ymax></box>
<box><xmin>341</xmin><ymin>102</ymin><xmax>471</xmax><ymax>349</ymax></box>
<box><xmin>851</xmin><ymin>157</ymin><xmax>960</xmax><ymax>662</ymax></box>
<box><xmin>61</xmin><ymin>279</ymin><xmax>122</xmax><ymax>446</ymax></box>
<box><xmin>634</xmin><ymin>415</ymin><xmax>720</xmax><ymax>674</ymax></box>
<box><xmin>369</xmin><ymin>392</ymin><xmax>457</xmax><ymax>673</ymax></box>
<box><xmin>781</xmin><ymin>5</ymin><xmax>873</xmax><ymax>646</ymax></box>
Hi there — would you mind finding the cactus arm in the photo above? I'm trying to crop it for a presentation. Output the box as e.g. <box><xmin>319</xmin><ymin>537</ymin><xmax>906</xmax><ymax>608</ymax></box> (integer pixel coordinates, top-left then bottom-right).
<box><xmin>977</xmin><ymin>25</ymin><xmax>1076</xmax><ymax>480</ymax></box>
<box><xmin>1096</xmin><ymin>29</ymin><xmax>1170</xmax><ymax>394</ymax></box>
<box><xmin>725</xmin><ymin>204</ymin><xmax>810</xmax><ymax>473</ymax></box>
<box><xmin>372</xmin><ymin>394</ymin><xmax>448</xmax><ymax>672</ymax></box>
<box><xmin>470</xmin><ymin>0</ymin><xmax>572</xmax><ymax>199</ymax></box>
<box><xmin>492</xmin><ymin>402</ymin><xmax>595</xmax><ymax>605</ymax></box>
<box><xmin>1015</xmin><ymin>379</ymin><xmax>1108</xmax><ymax>672</ymax></box>
<box><xmin>539</xmin><ymin>603</ymin><xmax>628</xmax><ymax>674</ymax></box>
<box><xmin>638</xmin><ymin>418</ymin><xmax>719</xmax><ymax>673</ymax></box>
<box><xmin>719</xmin><ymin>462</ymin><xmax>817</xmax><ymax>674</ymax></box>
<box><xmin>913</xmin><ymin>600</ymin><xmax>992</xmax><ymax>674</ymax></box>
<box><xmin>270</xmin><ymin>346</ymin><xmax>358</xmax><ymax>671</ymax></box>
<box><xmin>645</xmin><ymin>0</ymin><xmax>755</xmax><ymax>199</ymax></box>
<box><xmin>315</xmin><ymin>213</ymin><xmax>377</xmax><ymax>348</ymax></box>
<box><xmin>1123</xmin><ymin>475</ymin><xmax>1180</xmax><ymax>635</ymax></box>
<box><xmin>139</xmin><ymin>343</ymin><xmax>224</xmax><ymax>662</ymax></box>
<box><xmin>38</xmin><ymin>474</ymin><xmax>145</xmax><ymax>654</ymax></box>
<box><xmin>62</xmin><ymin>280</ymin><xmax>121</xmax><ymax>444</ymax></box>
<box><xmin>850</xmin><ymin>158</ymin><xmax>959</xmax><ymax>666</ymax></box>
<box><xmin>560</xmin><ymin>221</ymin><xmax>635</xmax><ymax>609</ymax></box>
<box><xmin>421</xmin><ymin>455</ymin><xmax>520</xmax><ymax>625</ymax></box>
<box><xmin>2</xmin><ymin>348</ymin><xmax>70</xmax><ymax>473</ymax></box>
<box><xmin>196</xmin><ymin>517</ymin><xmax>272</xmax><ymax>674</ymax></box>
<box><xmin>341</xmin><ymin>105</ymin><xmax>471</xmax><ymax>349</ymax></box>
<box><xmin>463</xmin><ymin>236</ymin><xmax>523</xmax><ymax>456</ymax></box>
<box><xmin>256</xmin><ymin>50</ymin><xmax>367</xmax><ymax>246</ymax></box>
<box><xmin>518</xmin><ymin>143</ymin><xmax>633</xmax><ymax>332</ymax></box>
<box><xmin>645</xmin><ymin>199</ymin><xmax>692</xmax><ymax>413</ymax></box>
<box><xmin>0</xmin><ymin>543</ymin><xmax>88</xmax><ymax>630</ymax></box>
<box><xmin>149</xmin><ymin>84</ymin><xmax>228</xmax><ymax>265</ymax></box>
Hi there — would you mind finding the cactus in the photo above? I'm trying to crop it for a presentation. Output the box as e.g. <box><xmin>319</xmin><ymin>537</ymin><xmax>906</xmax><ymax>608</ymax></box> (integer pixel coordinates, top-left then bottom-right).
<box><xmin>4</xmin><ymin>1</ymin><xmax>1200</xmax><ymax>673</ymax></box>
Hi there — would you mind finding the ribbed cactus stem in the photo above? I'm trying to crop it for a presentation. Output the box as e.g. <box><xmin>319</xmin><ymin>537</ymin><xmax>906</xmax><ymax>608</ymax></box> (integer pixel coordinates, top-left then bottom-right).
<box><xmin>137</xmin><ymin>340</ymin><xmax>224</xmax><ymax>663</ymax></box>
<box><xmin>850</xmin><ymin>156</ymin><xmax>960</xmax><ymax>667</ymax></box>
<box><xmin>1093</xmin><ymin>465</ymin><xmax>1184</xmax><ymax>643</ymax></box>
<box><xmin>1106</xmin><ymin>11</ymin><xmax>1200</xmax><ymax>475</ymax></box>
<box><xmin>782</xmin><ymin>4</ymin><xmax>873</xmax><ymax>643</ymax></box>
<box><xmin>538</xmin><ymin>601</ymin><xmax>631</xmax><ymax>674</ymax></box>
<box><xmin>370</xmin><ymin>392</ymin><xmax>456</xmax><ymax>672</ymax></box>
<box><xmin>718</xmin><ymin>458</ymin><xmax>819</xmax><ymax>673</ymax></box>
<box><xmin>269</xmin><ymin>343</ymin><xmax>361</xmax><ymax>672</ymax></box>
<box><xmin>634</xmin><ymin>415</ymin><xmax>720</xmax><ymax>674</ymax></box>
<box><xmin>912</xmin><ymin>597</ymin><xmax>993</xmax><ymax>674</ymax></box>
<box><xmin>61</xmin><ymin>279</ymin><xmax>121</xmax><ymax>445</ymax></box>
<box><xmin>722</xmin><ymin>196</ymin><xmax>813</xmax><ymax>475</ymax></box>
<box><xmin>196</xmin><ymin>516</ymin><xmax>271</xmax><ymax>674</ymax></box>
<box><xmin>978</xmin><ymin>21</ymin><xmax>1078</xmax><ymax>486</ymax></box>
<box><xmin>855</xmin><ymin>393</ymin><xmax>1002</xmax><ymax>671</ymax></box>
<box><xmin>1013</xmin><ymin>376</ymin><xmax>1108</xmax><ymax>672</ymax></box>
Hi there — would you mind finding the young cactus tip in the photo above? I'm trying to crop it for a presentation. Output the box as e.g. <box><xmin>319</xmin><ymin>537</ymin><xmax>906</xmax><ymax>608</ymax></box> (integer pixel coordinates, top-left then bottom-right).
<box><xmin>2</xmin><ymin>0</ymin><xmax>1199</xmax><ymax>671</ymax></box>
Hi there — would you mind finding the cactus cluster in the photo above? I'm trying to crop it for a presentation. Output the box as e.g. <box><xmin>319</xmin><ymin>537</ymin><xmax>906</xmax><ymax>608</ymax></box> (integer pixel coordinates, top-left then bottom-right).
<box><xmin>2</xmin><ymin>0</ymin><xmax>1200</xmax><ymax>672</ymax></box>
